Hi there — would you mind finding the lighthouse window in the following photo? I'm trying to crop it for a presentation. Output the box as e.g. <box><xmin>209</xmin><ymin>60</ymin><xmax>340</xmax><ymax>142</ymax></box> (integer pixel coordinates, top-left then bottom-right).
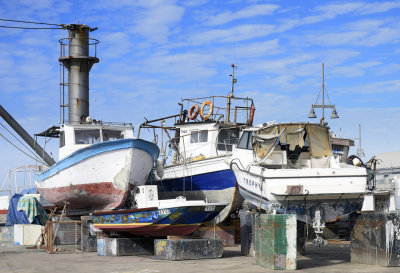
<box><xmin>75</xmin><ymin>129</ymin><xmax>101</xmax><ymax>144</ymax></box>
<box><xmin>102</xmin><ymin>129</ymin><xmax>124</xmax><ymax>141</ymax></box>
<box><xmin>190</xmin><ymin>130</ymin><xmax>208</xmax><ymax>143</ymax></box>
<box><xmin>217</xmin><ymin>128</ymin><xmax>240</xmax><ymax>152</ymax></box>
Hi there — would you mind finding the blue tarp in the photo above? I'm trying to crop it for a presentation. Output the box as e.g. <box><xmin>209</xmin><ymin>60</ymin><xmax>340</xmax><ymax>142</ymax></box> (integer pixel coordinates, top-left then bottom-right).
<box><xmin>19</xmin><ymin>187</ymin><xmax>37</xmax><ymax>195</ymax></box>
<box><xmin>5</xmin><ymin>194</ymin><xmax>41</xmax><ymax>226</ymax></box>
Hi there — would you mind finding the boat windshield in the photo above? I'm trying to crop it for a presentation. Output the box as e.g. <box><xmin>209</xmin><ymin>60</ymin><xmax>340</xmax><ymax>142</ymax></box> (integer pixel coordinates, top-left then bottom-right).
<box><xmin>237</xmin><ymin>131</ymin><xmax>253</xmax><ymax>150</ymax></box>
<box><xmin>75</xmin><ymin>129</ymin><xmax>101</xmax><ymax>145</ymax></box>
<box><xmin>103</xmin><ymin>129</ymin><xmax>124</xmax><ymax>141</ymax></box>
<box><xmin>217</xmin><ymin>128</ymin><xmax>240</xmax><ymax>152</ymax></box>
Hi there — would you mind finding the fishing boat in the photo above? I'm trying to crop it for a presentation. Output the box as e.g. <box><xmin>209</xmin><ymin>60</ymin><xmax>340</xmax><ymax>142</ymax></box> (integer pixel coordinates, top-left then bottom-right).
<box><xmin>33</xmin><ymin>24</ymin><xmax>159</xmax><ymax>212</ymax></box>
<box><xmin>141</xmin><ymin>65</ymin><xmax>255</xmax><ymax>223</ymax></box>
<box><xmin>228</xmin><ymin>122</ymin><xmax>374</xmax><ymax>243</ymax></box>
<box><xmin>91</xmin><ymin>186</ymin><xmax>227</xmax><ymax>236</ymax></box>
<box><xmin>35</xmin><ymin>123</ymin><xmax>159</xmax><ymax>211</ymax></box>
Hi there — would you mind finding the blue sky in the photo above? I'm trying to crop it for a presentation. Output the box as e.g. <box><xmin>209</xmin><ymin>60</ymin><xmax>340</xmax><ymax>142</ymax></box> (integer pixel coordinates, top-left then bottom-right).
<box><xmin>0</xmin><ymin>0</ymin><xmax>400</xmax><ymax>191</ymax></box>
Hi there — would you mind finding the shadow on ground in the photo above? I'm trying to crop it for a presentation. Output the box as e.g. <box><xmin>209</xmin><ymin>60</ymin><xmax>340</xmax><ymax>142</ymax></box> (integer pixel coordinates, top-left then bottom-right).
<box><xmin>297</xmin><ymin>244</ymin><xmax>350</xmax><ymax>269</ymax></box>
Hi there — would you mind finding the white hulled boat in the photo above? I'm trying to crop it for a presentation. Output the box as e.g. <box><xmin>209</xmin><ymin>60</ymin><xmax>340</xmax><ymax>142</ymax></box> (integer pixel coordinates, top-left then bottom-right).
<box><xmin>35</xmin><ymin>122</ymin><xmax>159</xmax><ymax>211</ymax></box>
<box><xmin>229</xmin><ymin>122</ymin><xmax>375</xmax><ymax>242</ymax></box>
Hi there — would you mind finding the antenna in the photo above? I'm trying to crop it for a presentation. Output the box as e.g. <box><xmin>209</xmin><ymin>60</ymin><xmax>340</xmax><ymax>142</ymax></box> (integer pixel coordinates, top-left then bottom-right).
<box><xmin>226</xmin><ymin>64</ymin><xmax>237</xmax><ymax>122</ymax></box>
<box><xmin>230</xmin><ymin>63</ymin><xmax>237</xmax><ymax>96</ymax></box>
<box><xmin>356</xmin><ymin>124</ymin><xmax>365</xmax><ymax>158</ymax></box>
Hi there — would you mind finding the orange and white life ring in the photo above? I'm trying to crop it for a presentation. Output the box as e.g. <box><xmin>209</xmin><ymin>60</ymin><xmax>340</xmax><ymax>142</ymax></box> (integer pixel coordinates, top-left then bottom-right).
<box><xmin>200</xmin><ymin>100</ymin><xmax>213</xmax><ymax>120</ymax></box>
<box><xmin>188</xmin><ymin>104</ymin><xmax>199</xmax><ymax>120</ymax></box>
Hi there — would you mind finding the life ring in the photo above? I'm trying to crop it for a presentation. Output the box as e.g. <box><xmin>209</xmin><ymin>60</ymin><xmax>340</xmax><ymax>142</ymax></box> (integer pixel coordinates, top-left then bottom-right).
<box><xmin>248</xmin><ymin>106</ymin><xmax>255</xmax><ymax>125</ymax></box>
<box><xmin>200</xmin><ymin>100</ymin><xmax>213</xmax><ymax>120</ymax></box>
<box><xmin>188</xmin><ymin>104</ymin><xmax>199</xmax><ymax>120</ymax></box>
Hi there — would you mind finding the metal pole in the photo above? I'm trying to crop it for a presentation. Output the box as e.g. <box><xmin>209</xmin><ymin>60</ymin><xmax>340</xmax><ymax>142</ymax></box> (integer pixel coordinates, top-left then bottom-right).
<box><xmin>359</xmin><ymin>124</ymin><xmax>361</xmax><ymax>153</ymax></box>
<box><xmin>322</xmin><ymin>63</ymin><xmax>325</xmax><ymax>123</ymax></box>
<box><xmin>0</xmin><ymin>105</ymin><xmax>55</xmax><ymax>166</ymax></box>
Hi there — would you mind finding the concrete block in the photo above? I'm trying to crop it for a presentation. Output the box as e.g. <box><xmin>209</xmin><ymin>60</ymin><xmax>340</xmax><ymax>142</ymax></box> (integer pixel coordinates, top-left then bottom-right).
<box><xmin>97</xmin><ymin>237</ymin><xmax>154</xmax><ymax>256</ymax></box>
<box><xmin>239</xmin><ymin>210</ymin><xmax>256</xmax><ymax>256</ymax></box>
<box><xmin>154</xmin><ymin>239</ymin><xmax>224</xmax><ymax>260</ymax></box>
<box><xmin>351</xmin><ymin>212</ymin><xmax>400</xmax><ymax>267</ymax></box>
<box><xmin>13</xmin><ymin>224</ymin><xmax>42</xmax><ymax>246</ymax></box>
<box><xmin>254</xmin><ymin>214</ymin><xmax>298</xmax><ymax>270</ymax></box>
<box><xmin>0</xmin><ymin>225</ymin><xmax>14</xmax><ymax>242</ymax></box>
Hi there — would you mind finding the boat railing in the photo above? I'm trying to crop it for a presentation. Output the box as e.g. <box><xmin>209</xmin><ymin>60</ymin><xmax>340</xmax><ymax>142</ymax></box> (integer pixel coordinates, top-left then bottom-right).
<box><xmin>181</xmin><ymin>95</ymin><xmax>254</xmax><ymax>125</ymax></box>
<box><xmin>66</xmin><ymin>121</ymin><xmax>133</xmax><ymax>127</ymax></box>
<box><xmin>0</xmin><ymin>165</ymin><xmax>40</xmax><ymax>197</ymax></box>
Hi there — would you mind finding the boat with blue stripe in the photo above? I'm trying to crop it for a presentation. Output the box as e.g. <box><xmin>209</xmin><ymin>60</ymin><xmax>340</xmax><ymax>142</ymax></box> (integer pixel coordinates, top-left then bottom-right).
<box><xmin>141</xmin><ymin>90</ymin><xmax>255</xmax><ymax>223</ymax></box>
<box><xmin>35</xmin><ymin>122</ymin><xmax>159</xmax><ymax>212</ymax></box>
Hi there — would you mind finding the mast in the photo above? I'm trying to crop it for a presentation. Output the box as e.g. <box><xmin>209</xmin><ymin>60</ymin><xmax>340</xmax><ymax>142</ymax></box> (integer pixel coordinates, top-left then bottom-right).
<box><xmin>227</xmin><ymin>64</ymin><xmax>237</xmax><ymax>123</ymax></box>
<box><xmin>322</xmin><ymin>63</ymin><xmax>325</xmax><ymax>123</ymax></box>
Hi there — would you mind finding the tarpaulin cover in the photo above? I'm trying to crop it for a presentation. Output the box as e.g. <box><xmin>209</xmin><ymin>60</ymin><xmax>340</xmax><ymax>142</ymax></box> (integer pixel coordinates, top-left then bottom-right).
<box><xmin>17</xmin><ymin>196</ymin><xmax>48</xmax><ymax>224</ymax></box>
<box><xmin>5</xmin><ymin>194</ymin><xmax>43</xmax><ymax>226</ymax></box>
<box><xmin>307</xmin><ymin>124</ymin><xmax>332</xmax><ymax>157</ymax></box>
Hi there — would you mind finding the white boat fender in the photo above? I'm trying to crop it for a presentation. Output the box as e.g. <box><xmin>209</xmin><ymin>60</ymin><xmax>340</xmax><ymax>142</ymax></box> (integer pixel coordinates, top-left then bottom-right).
<box><xmin>156</xmin><ymin>159</ymin><xmax>164</xmax><ymax>178</ymax></box>
<box><xmin>352</xmin><ymin>157</ymin><xmax>362</xmax><ymax>167</ymax></box>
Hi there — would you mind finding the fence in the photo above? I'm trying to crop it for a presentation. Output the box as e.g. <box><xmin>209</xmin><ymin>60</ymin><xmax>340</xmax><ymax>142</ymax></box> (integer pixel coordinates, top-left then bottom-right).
<box><xmin>45</xmin><ymin>220</ymin><xmax>82</xmax><ymax>253</ymax></box>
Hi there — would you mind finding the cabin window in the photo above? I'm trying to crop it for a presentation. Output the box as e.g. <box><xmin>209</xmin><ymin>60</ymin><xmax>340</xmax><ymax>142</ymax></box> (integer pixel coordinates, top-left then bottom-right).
<box><xmin>59</xmin><ymin>131</ymin><xmax>65</xmax><ymax>148</ymax></box>
<box><xmin>190</xmin><ymin>130</ymin><xmax>208</xmax><ymax>143</ymax></box>
<box><xmin>102</xmin><ymin>129</ymin><xmax>124</xmax><ymax>141</ymax></box>
<box><xmin>237</xmin><ymin>131</ymin><xmax>253</xmax><ymax>150</ymax></box>
<box><xmin>217</xmin><ymin>128</ymin><xmax>240</xmax><ymax>152</ymax></box>
<box><xmin>74</xmin><ymin>129</ymin><xmax>101</xmax><ymax>144</ymax></box>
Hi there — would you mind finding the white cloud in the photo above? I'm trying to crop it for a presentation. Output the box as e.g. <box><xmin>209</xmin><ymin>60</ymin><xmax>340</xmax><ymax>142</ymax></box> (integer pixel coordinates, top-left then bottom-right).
<box><xmin>189</xmin><ymin>24</ymin><xmax>275</xmax><ymax>45</ymax></box>
<box><xmin>212</xmin><ymin>39</ymin><xmax>281</xmax><ymax>59</ymax></box>
<box><xmin>332</xmin><ymin>61</ymin><xmax>382</xmax><ymax>77</ymax></box>
<box><xmin>359</xmin><ymin>1</ymin><xmax>400</xmax><ymax>14</ymax></box>
<box><xmin>336</xmin><ymin>80</ymin><xmax>400</xmax><ymax>95</ymax></box>
<box><xmin>206</xmin><ymin>4</ymin><xmax>279</xmax><ymax>25</ymax></box>
<box><xmin>130</xmin><ymin>1</ymin><xmax>184</xmax><ymax>43</ymax></box>
<box><xmin>99</xmin><ymin>32</ymin><xmax>132</xmax><ymax>58</ymax></box>
<box><xmin>299</xmin><ymin>19</ymin><xmax>400</xmax><ymax>47</ymax></box>
<box><xmin>278</xmin><ymin>1</ymin><xmax>400</xmax><ymax>32</ymax></box>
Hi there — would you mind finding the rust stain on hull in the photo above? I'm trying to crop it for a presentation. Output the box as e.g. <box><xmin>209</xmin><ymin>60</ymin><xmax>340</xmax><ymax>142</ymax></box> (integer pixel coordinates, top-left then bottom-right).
<box><xmin>38</xmin><ymin>182</ymin><xmax>129</xmax><ymax>211</ymax></box>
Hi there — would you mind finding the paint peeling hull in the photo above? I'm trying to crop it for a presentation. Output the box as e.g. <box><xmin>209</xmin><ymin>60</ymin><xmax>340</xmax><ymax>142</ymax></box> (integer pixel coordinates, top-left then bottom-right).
<box><xmin>38</xmin><ymin>182</ymin><xmax>128</xmax><ymax>210</ymax></box>
<box><xmin>92</xmin><ymin>204</ymin><xmax>227</xmax><ymax>236</ymax></box>
<box><xmin>35</xmin><ymin>139</ymin><xmax>159</xmax><ymax>211</ymax></box>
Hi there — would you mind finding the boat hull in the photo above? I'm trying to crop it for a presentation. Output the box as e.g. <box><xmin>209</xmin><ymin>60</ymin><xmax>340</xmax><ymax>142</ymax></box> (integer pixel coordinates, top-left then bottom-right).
<box><xmin>232</xmin><ymin>164</ymin><xmax>368</xmax><ymax>222</ymax></box>
<box><xmin>35</xmin><ymin>139</ymin><xmax>159</xmax><ymax>211</ymax></box>
<box><xmin>92</xmin><ymin>204</ymin><xmax>227</xmax><ymax>236</ymax></box>
<box><xmin>154</xmin><ymin>157</ymin><xmax>243</xmax><ymax>223</ymax></box>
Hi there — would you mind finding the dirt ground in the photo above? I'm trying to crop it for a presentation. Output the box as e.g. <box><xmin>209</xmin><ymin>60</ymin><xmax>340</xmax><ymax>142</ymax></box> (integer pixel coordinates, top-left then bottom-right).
<box><xmin>0</xmin><ymin>242</ymin><xmax>398</xmax><ymax>273</ymax></box>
